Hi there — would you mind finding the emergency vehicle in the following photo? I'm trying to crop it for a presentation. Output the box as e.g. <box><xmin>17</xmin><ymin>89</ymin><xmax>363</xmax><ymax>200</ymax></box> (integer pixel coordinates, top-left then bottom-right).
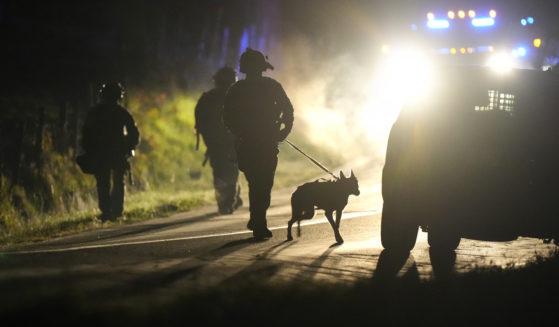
<box><xmin>379</xmin><ymin>6</ymin><xmax>559</xmax><ymax>251</ymax></box>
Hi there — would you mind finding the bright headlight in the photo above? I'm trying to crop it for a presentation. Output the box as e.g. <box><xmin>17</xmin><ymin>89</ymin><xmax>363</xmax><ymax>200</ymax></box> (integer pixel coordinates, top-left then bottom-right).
<box><xmin>382</xmin><ymin>49</ymin><xmax>435</xmax><ymax>105</ymax></box>
<box><xmin>361</xmin><ymin>48</ymin><xmax>436</xmax><ymax>139</ymax></box>
<box><xmin>487</xmin><ymin>53</ymin><xmax>513</xmax><ymax>73</ymax></box>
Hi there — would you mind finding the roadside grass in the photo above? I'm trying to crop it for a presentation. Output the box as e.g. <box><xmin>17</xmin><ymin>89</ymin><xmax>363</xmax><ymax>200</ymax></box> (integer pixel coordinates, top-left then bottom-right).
<box><xmin>0</xmin><ymin>189</ymin><xmax>213</xmax><ymax>246</ymax></box>
<box><xmin>122</xmin><ymin>189</ymin><xmax>212</xmax><ymax>221</ymax></box>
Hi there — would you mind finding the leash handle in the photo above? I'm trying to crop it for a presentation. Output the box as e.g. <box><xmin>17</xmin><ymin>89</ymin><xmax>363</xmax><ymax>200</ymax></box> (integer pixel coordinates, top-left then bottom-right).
<box><xmin>285</xmin><ymin>139</ymin><xmax>339</xmax><ymax>180</ymax></box>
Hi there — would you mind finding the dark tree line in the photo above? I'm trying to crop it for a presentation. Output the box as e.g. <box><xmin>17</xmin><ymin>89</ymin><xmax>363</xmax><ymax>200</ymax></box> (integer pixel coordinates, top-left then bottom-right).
<box><xmin>0</xmin><ymin>0</ymin><xmax>281</xmax><ymax>191</ymax></box>
<box><xmin>0</xmin><ymin>0</ymin><xmax>280</xmax><ymax>94</ymax></box>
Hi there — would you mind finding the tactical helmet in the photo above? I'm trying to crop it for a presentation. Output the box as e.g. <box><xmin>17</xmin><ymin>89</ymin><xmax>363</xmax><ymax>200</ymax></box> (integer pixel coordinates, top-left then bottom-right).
<box><xmin>213</xmin><ymin>66</ymin><xmax>237</xmax><ymax>85</ymax></box>
<box><xmin>99</xmin><ymin>82</ymin><xmax>125</xmax><ymax>102</ymax></box>
<box><xmin>239</xmin><ymin>48</ymin><xmax>274</xmax><ymax>73</ymax></box>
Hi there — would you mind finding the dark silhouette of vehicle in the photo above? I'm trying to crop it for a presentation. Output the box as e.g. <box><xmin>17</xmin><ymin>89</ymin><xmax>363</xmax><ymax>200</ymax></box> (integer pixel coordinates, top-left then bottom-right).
<box><xmin>381</xmin><ymin>65</ymin><xmax>559</xmax><ymax>252</ymax></box>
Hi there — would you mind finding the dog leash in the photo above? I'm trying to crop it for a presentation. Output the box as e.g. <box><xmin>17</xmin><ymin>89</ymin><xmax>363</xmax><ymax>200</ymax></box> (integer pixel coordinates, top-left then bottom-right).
<box><xmin>285</xmin><ymin>139</ymin><xmax>339</xmax><ymax>180</ymax></box>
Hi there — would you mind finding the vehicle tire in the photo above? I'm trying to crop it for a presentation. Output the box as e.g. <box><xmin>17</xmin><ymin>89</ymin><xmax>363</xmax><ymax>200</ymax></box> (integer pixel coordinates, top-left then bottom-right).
<box><xmin>427</xmin><ymin>222</ymin><xmax>461</xmax><ymax>251</ymax></box>
<box><xmin>380</xmin><ymin>203</ymin><xmax>419</xmax><ymax>252</ymax></box>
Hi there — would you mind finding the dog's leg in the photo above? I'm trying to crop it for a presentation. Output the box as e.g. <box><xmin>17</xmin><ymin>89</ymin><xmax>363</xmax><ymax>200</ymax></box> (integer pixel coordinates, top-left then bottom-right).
<box><xmin>289</xmin><ymin>195</ymin><xmax>303</xmax><ymax>241</ymax></box>
<box><xmin>288</xmin><ymin>197</ymin><xmax>298</xmax><ymax>241</ymax></box>
<box><xmin>287</xmin><ymin>219</ymin><xmax>295</xmax><ymax>241</ymax></box>
<box><xmin>294</xmin><ymin>206</ymin><xmax>314</xmax><ymax>239</ymax></box>
<box><xmin>335</xmin><ymin>209</ymin><xmax>343</xmax><ymax>229</ymax></box>
<box><xmin>325</xmin><ymin>210</ymin><xmax>344</xmax><ymax>244</ymax></box>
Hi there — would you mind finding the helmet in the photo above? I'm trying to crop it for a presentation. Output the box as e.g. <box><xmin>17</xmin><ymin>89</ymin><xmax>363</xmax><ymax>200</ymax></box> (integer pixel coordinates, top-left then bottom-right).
<box><xmin>99</xmin><ymin>82</ymin><xmax>125</xmax><ymax>102</ymax></box>
<box><xmin>213</xmin><ymin>66</ymin><xmax>237</xmax><ymax>85</ymax></box>
<box><xmin>239</xmin><ymin>48</ymin><xmax>274</xmax><ymax>73</ymax></box>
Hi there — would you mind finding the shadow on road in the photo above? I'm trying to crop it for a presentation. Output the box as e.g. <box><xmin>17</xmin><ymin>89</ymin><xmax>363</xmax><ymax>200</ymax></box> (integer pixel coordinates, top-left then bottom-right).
<box><xmin>217</xmin><ymin>237</ymin><xmax>262</xmax><ymax>249</ymax></box>
<box><xmin>216</xmin><ymin>240</ymin><xmax>297</xmax><ymax>286</ymax></box>
<box><xmin>204</xmin><ymin>235</ymin><xmax>286</xmax><ymax>262</ymax></box>
<box><xmin>372</xmin><ymin>248</ymin><xmax>457</xmax><ymax>281</ymax></box>
<box><xmin>293</xmin><ymin>247</ymin><xmax>336</xmax><ymax>281</ymax></box>
<box><xmin>372</xmin><ymin>249</ymin><xmax>419</xmax><ymax>282</ymax></box>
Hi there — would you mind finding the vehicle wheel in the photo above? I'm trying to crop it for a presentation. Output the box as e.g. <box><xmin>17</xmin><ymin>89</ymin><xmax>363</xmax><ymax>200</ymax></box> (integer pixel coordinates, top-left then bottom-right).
<box><xmin>381</xmin><ymin>203</ymin><xmax>419</xmax><ymax>252</ymax></box>
<box><xmin>427</xmin><ymin>223</ymin><xmax>461</xmax><ymax>251</ymax></box>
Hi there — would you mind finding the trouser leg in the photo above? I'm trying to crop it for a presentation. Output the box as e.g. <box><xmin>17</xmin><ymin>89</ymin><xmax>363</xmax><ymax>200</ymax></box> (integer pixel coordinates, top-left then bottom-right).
<box><xmin>95</xmin><ymin>169</ymin><xmax>111</xmax><ymax>219</ymax></box>
<box><xmin>244</xmin><ymin>154</ymin><xmax>278</xmax><ymax>232</ymax></box>
<box><xmin>111</xmin><ymin>166</ymin><xmax>126</xmax><ymax>217</ymax></box>
<box><xmin>233</xmin><ymin>183</ymin><xmax>242</xmax><ymax>209</ymax></box>
<box><xmin>210</xmin><ymin>152</ymin><xmax>240</xmax><ymax>213</ymax></box>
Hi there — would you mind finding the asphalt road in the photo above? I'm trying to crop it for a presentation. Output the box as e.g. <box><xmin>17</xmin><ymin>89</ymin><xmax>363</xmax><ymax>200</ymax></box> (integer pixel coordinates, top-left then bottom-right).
<box><xmin>1</xmin><ymin>159</ymin><xmax>557</xmax><ymax>317</ymax></box>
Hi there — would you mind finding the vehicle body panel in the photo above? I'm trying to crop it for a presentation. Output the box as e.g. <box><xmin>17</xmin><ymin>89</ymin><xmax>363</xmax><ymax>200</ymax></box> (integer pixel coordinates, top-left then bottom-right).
<box><xmin>382</xmin><ymin>66</ymin><xmax>559</xmax><ymax>242</ymax></box>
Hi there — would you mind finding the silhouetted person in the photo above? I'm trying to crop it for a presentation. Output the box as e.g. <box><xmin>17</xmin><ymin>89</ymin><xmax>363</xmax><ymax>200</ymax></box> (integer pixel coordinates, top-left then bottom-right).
<box><xmin>195</xmin><ymin>66</ymin><xmax>242</xmax><ymax>214</ymax></box>
<box><xmin>224</xmin><ymin>48</ymin><xmax>294</xmax><ymax>239</ymax></box>
<box><xmin>81</xmin><ymin>82</ymin><xmax>140</xmax><ymax>221</ymax></box>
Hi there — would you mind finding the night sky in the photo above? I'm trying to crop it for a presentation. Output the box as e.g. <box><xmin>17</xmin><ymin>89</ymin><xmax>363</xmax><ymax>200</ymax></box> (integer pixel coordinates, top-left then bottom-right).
<box><xmin>1</xmin><ymin>0</ymin><xmax>559</xmax><ymax>98</ymax></box>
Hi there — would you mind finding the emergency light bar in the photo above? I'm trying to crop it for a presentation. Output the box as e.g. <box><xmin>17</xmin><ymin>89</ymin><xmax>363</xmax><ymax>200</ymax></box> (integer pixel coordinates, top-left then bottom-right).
<box><xmin>512</xmin><ymin>47</ymin><xmax>527</xmax><ymax>57</ymax></box>
<box><xmin>472</xmin><ymin>17</ymin><xmax>495</xmax><ymax>27</ymax></box>
<box><xmin>426</xmin><ymin>10</ymin><xmax>498</xmax><ymax>29</ymax></box>
<box><xmin>427</xmin><ymin>19</ymin><xmax>450</xmax><ymax>29</ymax></box>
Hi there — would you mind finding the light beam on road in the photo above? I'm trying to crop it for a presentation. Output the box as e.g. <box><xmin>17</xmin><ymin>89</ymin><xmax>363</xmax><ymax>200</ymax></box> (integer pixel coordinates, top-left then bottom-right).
<box><xmin>3</xmin><ymin>210</ymin><xmax>381</xmax><ymax>255</ymax></box>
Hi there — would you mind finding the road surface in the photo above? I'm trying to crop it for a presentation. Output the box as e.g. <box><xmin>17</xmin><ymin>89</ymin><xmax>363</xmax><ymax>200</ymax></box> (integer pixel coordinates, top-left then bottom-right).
<box><xmin>0</xmin><ymin>158</ymin><xmax>556</xmax><ymax>314</ymax></box>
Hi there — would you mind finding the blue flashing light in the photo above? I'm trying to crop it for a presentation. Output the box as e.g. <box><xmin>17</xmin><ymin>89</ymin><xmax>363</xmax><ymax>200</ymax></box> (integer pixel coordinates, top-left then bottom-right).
<box><xmin>517</xmin><ymin>47</ymin><xmax>527</xmax><ymax>56</ymax></box>
<box><xmin>238</xmin><ymin>28</ymin><xmax>249</xmax><ymax>58</ymax></box>
<box><xmin>437</xmin><ymin>48</ymin><xmax>450</xmax><ymax>55</ymax></box>
<box><xmin>477</xmin><ymin>46</ymin><xmax>492</xmax><ymax>52</ymax></box>
<box><xmin>472</xmin><ymin>17</ymin><xmax>495</xmax><ymax>27</ymax></box>
<box><xmin>527</xmin><ymin>17</ymin><xmax>534</xmax><ymax>24</ymax></box>
<box><xmin>427</xmin><ymin>19</ymin><xmax>450</xmax><ymax>29</ymax></box>
<box><xmin>521</xmin><ymin>18</ymin><xmax>527</xmax><ymax>26</ymax></box>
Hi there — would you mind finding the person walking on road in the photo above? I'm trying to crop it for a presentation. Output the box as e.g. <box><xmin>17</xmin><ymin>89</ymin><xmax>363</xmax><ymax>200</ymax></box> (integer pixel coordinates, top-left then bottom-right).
<box><xmin>195</xmin><ymin>66</ymin><xmax>243</xmax><ymax>214</ymax></box>
<box><xmin>223</xmin><ymin>48</ymin><xmax>294</xmax><ymax>239</ymax></box>
<box><xmin>81</xmin><ymin>82</ymin><xmax>140</xmax><ymax>221</ymax></box>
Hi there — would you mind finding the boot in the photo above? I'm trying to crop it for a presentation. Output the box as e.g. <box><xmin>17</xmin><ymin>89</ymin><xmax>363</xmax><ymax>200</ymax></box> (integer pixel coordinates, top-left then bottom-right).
<box><xmin>253</xmin><ymin>228</ymin><xmax>273</xmax><ymax>240</ymax></box>
<box><xmin>252</xmin><ymin>211</ymin><xmax>272</xmax><ymax>239</ymax></box>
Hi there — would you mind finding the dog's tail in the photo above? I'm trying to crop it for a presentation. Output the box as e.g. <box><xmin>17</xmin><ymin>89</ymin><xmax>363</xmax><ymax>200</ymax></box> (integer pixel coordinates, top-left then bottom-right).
<box><xmin>297</xmin><ymin>221</ymin><xmax>301</xmax><ymax>237</ymax></box>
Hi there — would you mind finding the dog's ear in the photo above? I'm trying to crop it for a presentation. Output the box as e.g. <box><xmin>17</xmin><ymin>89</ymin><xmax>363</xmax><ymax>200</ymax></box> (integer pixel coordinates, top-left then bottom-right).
<box><xmin>350</xmin><ymin>169</ymin><xmax>356</xmax><ymax>179</ymax></box>
<box><xmin>339</xmin><ymin>170</ymin><xmax>346</xmax><ymax>179</ymax></box>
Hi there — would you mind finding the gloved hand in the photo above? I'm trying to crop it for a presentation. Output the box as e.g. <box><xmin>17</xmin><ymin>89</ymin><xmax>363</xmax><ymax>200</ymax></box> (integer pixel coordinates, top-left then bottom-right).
<box><xmin>278</xmin><ymin>129</ymin><xmax>289</xmax><ymax>142</ymax></box>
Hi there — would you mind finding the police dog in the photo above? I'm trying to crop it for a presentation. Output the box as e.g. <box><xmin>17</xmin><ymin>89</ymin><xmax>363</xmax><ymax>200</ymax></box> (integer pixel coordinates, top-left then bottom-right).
<box><xmin>287</xmin><ymin>170</ymin><xmax>360</xmax><ymax>244</ymax></box>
